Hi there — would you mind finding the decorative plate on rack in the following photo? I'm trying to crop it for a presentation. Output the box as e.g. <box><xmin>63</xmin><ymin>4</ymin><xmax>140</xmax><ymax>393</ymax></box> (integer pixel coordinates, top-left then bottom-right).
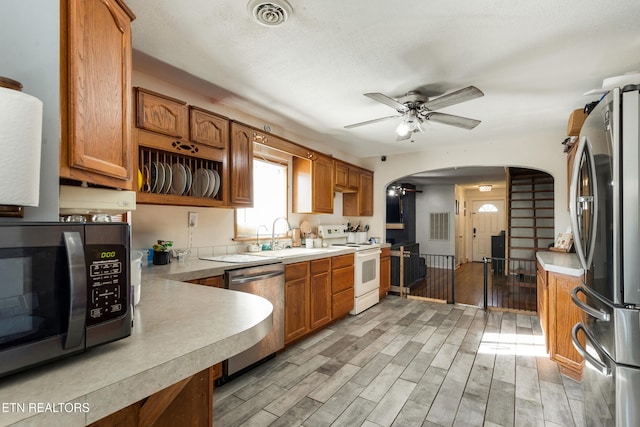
<box><xmin>211</xmin><ymin>169</ymin><xmax>221</xmax><ymax>198</ymax></box>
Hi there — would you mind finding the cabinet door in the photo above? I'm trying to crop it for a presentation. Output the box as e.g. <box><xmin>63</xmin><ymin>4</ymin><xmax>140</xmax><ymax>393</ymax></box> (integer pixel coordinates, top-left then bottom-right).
<box><xmin>62</xmin><ymin>0</ymin><xmax>135</xmax><ymax>188</ymax></box>
<box><xmin>284</xmin><ymin>262</ymin><xmax>309</xmax><ymax>344</ymax></box>
<box><xmin>548</xmin><ymin>271</ymin><xmax>585</xmax><ymax>380</ymax></box>
<box><xmin>379</xmin><ymin>247</ymin><xmax>391</xmax><ymax>299</ymax></box>
<box><xmin>136</xmin><ymin>88</ymin><xmax>187</xmax><ymax>138</ymax></box>
<box><xmin>229</xmin><ymin>123</ymin><xmax>254</xmax><ymax>207</ymax></box>
<box><xmin>310</xmin><ymin>258</ymin><xmax>332</xmax><ymax>330</ymax></box>
<box><xmin>348</xmin><ymin>166</ymin><xmax>360</xmax><ymax>190</ymax></box>
<box><xmin>312</xmin><ymin>155</ymin><xmax>334</xmax><ymax>213</ymax></box>
<box><xmin>358</xmin><ymin>171</ymin><xmax>374</xmax><ymax>216</ymax></box>
<box><xmin>189</xmin><ymin>106</ymin><xmax>228</xmax><ymax>149</ymax></box>
<box><xmin>334</xmin><ymin>161</ymin><xmax>349</xmax><ymax>190</ymax></box>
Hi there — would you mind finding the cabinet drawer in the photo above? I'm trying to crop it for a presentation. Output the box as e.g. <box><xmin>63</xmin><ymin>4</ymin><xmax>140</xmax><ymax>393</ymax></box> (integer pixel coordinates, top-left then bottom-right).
<box><xmin>286</xmin><ymin>262</ymin><xmax>309</xmax><ymax>281</ymax></box>
<box><xmin>332</xmin><ymin>266</ymin><xmax>354</xmax><ymax>294</ymax></box>
<box><xmin>332</xmin><ymin>288</ymin><xmax>354</xmax><ymax>319</ymax></box>
<box><xmin>332</xmin><ymin>253</ymin><xmax>354</xmax><ymax>269</ymax></box>
<box><xmin>381</xmin><ymin>247</ymin><xmax>391</xmax><ymax>258</ymax></box>
<box><xmin>311</xmin><ymin>257</ymin><xmax>331</xmax><ymax>274</ymax></box>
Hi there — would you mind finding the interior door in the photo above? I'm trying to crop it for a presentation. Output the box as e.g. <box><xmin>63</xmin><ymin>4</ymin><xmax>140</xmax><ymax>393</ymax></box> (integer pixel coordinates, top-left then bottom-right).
<box><xmin>471</xmin><ymin>200</ymin><xmax>504</xmax><ymax>262</ymax></box>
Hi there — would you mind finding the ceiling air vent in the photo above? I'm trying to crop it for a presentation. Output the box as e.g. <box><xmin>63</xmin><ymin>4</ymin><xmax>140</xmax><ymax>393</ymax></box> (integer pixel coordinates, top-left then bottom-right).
<box><xmin>247</xmin><ymin>0</ymin><xmax>292</xmax><ymax>27</ymax></box>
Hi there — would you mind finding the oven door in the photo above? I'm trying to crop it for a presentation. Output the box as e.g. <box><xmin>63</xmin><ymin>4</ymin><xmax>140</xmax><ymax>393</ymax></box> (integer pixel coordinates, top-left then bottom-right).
<box><xmin>354</xmin><ymin>248</ymin><xmax>381</xmax><ymax>296</ymax></box>
<box><xmin>0</xmin><ymin>224</ymin><xmax>88</xmax><ymax>377</ymax></box>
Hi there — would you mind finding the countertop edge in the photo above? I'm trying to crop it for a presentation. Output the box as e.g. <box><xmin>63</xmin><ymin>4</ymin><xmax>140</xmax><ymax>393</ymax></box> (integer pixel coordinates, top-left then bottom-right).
<box><xmin>536</xmin><ymin>251</ymin><xmax>584</xmax><ymax>277</ymax></box>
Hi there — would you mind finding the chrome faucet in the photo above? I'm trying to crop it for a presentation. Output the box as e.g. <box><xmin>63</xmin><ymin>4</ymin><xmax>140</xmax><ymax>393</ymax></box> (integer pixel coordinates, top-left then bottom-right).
<box><xmin>271</xmin><ymin>217</ymin><xmax>291</xmax><ymax>250</ymax></box>
<box><xmin>256</xmin><ymin>224</ymin><xmax>269</xmax><ymax>246</ymax></box>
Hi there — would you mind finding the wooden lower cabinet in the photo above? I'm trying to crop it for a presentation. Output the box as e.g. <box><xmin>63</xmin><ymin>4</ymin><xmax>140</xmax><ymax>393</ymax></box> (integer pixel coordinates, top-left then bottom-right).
<box><xmin>310</xmin><ymin>258</ymin><xmax>332</xmax><ymax>330</ymax></box>
<box><xmin>89</xmin><ymin>367</ymin><xmax>214</xmax><ymax>427</ymax></box>
<box><xmin>285</xmin><ymin>254</ymin><xmax>355</xmax><ymax>346</ymax></box>
<box><xmin>331</xmin><ymin>254</ymin><xmax>355</xmax><ymax>319</ymax></box>
<box><xmin>379</xmin><ymin>247</ymin><xmax>391</xmax><ymax>299</ymax></box>
<box><xmin>537</xmin><ymin>262</ymin><xmax>585</xmax><ymax>381</ymax></box>
<box><xmin>284</xmin><ymin>262</ymin><xmax>310</xmax><ymax>344</ymax></box>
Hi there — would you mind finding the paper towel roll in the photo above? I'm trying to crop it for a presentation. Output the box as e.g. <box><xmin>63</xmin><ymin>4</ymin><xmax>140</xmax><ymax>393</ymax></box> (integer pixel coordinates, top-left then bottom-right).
<box><xmin>0</xmin><ymin>86</ymin><xmax>43</xmax><ymax>206</ymax></box>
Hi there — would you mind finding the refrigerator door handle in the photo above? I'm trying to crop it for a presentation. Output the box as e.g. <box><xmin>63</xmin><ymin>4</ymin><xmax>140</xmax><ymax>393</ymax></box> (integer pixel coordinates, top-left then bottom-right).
<box><xmin>571</xmin><ymin>322</ymin><xmax>612</xmax><ymax>376</ymax></box>
<box><xmin>569</xmin><ymin>135</ymin><xmax>599</xmax><ymax>271</ymax></box>
<box><xmin>571</xmin><ymin>285</ymin><xmax>611</xmax><ymax>321</ymax></box>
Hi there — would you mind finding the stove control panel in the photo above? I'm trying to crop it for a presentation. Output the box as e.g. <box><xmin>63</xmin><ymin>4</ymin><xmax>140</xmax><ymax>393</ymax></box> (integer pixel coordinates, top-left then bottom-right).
<box><xmin>317</xmin><ymin>225</ymin><xmax>347</xmax><ymax>239</ymax></box>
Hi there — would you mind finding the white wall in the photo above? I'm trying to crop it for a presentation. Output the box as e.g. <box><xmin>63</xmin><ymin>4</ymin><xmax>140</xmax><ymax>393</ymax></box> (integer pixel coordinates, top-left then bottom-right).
<box><xmin>362</xmin><ymin>128</ymin><xmax>569</xmax><ymax>247</ymax></box>
<box><xmin>0</xmin><ymin>1</ymin><xmax>60</xmax><ymax>222</ymax></box>
<box><xmin>415</xmin><ymin>185</ymin><xmax>456</xmax><ymax>256</ymax></box>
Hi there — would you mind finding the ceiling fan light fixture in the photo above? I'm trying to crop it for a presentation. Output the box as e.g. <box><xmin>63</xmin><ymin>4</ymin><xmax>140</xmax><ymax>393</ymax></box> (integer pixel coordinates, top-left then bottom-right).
<box><xmin>247</xmin><ymin>0</ymin><xmax>292</xmax><ymax>27</ymax></box>
<box><xmin>395</xmin><ymin>110</ymin><xmax>422</xmax><ymax>137</ymax></box>
<box><xmin>395</xmin><ymin>120</ymin><xmax>412</xmax><ymax>137</ymax></box>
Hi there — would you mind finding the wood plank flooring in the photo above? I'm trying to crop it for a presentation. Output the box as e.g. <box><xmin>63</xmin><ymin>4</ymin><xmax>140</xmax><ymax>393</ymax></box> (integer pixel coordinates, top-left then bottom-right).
<box><xmin>213</xmin><ymin>296</ymin><xmax>585</xmax><ymax>427</ymax></box>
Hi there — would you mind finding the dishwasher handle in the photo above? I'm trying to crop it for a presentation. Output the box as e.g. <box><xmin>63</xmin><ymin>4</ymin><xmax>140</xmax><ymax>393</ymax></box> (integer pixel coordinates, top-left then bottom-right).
<box><xmin>229</xmin><ymin>270</ymin><xmax>284</xmax><ymax>285</ymax></box>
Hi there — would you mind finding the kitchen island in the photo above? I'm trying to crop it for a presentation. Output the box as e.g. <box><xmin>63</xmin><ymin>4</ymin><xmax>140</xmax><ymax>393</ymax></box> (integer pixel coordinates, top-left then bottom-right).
<box><xmin>0</xmin><ymin>276</ymin><xmax>273</xmax><ymax>426</ymax></box>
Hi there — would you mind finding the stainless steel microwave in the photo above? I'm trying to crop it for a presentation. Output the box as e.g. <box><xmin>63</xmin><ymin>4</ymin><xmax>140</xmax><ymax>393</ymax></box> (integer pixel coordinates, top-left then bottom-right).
<box><xmin>0</xmin><ymin>222</ymin><xmax>132</xmax><ymax>377</ymax></box>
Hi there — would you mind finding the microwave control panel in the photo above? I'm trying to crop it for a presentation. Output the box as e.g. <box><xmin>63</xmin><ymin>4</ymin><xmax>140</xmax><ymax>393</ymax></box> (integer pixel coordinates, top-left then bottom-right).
<box><xmin>85</xmin><ymin>245</ymin><xmax>128</xmax><ymax>326</ymax></box>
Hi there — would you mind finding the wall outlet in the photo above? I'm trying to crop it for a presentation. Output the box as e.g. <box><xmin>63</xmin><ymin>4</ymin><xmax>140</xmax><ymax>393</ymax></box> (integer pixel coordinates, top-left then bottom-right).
<box><xmin>188</xmin><ymin>212</ymin><xmax>198</xmax><ymax>228</ymax></box>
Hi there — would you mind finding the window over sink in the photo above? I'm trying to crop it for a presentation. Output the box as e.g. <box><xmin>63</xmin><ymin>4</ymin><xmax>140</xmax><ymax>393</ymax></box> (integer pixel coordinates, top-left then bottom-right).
<box><xmin>235</xmin><ymin>157</ymin><xmax>287</xmax><ymax>239</ymax></box>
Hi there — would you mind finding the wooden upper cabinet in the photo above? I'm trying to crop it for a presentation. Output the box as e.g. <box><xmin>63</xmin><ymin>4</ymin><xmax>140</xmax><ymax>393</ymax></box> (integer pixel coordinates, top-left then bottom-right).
<box><xmin>334</xmin><ymin>160</ymin><xmax>360</xmax><ymax>193</ymax></box>
<box><xmin>334</xmin><ymin>160</ymin><xmax>349</xmax><ymax>190</ymax></box>
<box><xmin>343</xmin><ymin>169</ymin><xmax>374</xmax><ymax>216</ymax></box>
<box><xmin>60</xmin><ymin>0</ymin><xmax>136</xmax><ymax>189</ymax></box>
<box><xmin>293</xmin><ymin>153</ymin><xmax>333</xmax><ymax>214</ymax></box>
<box><xmin>358</xmin><ymin>170</ymin><xmax>374</xmax><ymax>216</ymax></box>
<box><xmin>135</xmin><ymin>88</ymin><xmax>187</xmax><ymax>139</ymax></box>
<box><xmin>229</xmin><ymin>122</ymin><xmax>254</xmax><ymax>207</ymax></box>
<box><xmin>189</xmin><ymin>106</ymin><xmax>228</xmax><ymax>149</ymax></box>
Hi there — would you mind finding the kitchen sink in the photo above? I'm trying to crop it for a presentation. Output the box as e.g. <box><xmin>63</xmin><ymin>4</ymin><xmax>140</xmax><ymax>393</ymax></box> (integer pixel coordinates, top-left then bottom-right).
<box><xmin>248</xmin><ymin>247</ymin><xmax>341</xmax><ymax>258</ymax></box>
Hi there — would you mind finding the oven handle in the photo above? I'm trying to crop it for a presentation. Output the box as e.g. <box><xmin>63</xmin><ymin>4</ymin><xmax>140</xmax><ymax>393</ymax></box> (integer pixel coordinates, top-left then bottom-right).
<box><xmin>571</xmin><ymin>322</ymin><xmax>612</xmax><ymax>376</ymax></box>
<box><xmin>355</xmin><ymin>249</ymin><xmax>381</xmax><ymax>258</ymax></box>
<box><xmin>63</xmin><ymin>231</ymin><xmax>87</xmax><ymax>349</ymax></box>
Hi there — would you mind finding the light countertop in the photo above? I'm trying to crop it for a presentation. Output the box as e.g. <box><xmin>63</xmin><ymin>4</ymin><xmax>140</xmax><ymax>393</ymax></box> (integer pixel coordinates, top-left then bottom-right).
<box><xmin>536</xmin><ymin>251</ymin><xmax>584</xmax><ymax>277</ymax></box>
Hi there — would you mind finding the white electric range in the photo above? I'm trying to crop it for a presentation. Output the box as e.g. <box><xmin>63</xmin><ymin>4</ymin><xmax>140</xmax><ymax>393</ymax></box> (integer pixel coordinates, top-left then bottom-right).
<box><xmin>318</xmin><ymin>225</ymin><xmax>381</xmax><ymax>314</ymax></box>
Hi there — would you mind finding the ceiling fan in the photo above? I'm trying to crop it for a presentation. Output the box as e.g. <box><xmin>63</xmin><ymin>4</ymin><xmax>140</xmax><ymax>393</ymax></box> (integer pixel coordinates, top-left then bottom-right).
<box><xmin>344</xmin><ymin>86</ymin><xmax>484</xmax><ymax>141</ymax></box>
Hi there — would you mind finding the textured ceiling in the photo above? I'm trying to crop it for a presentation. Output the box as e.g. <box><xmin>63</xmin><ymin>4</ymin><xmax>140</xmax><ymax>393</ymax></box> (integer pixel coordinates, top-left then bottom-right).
<box><xmin>127</xmin><ymin>0</ymin><xmax>640</xmax><ymax>164</ymax></box>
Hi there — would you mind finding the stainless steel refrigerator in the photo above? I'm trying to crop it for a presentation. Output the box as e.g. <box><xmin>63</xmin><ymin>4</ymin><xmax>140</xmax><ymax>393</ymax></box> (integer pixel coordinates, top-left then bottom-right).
<box><xmin>569</xmin><ymin>85</ymin><xmax>640</xmax><ymax>427</ymax></box>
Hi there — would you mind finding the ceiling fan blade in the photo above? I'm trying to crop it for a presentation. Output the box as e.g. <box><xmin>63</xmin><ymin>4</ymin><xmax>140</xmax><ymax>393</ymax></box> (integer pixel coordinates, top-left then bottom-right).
<box><xmin>425</xmin><ymin>112</ymin><xmax>481</xmax><ymax>130</ymax></box>
<box><xmin>423</xmin><ymin>86</ymin><xmax>484</xmax><ymax>111</ymax></box>
<box><xmin>344</xmin><ymin>115</ymin><xmax>401</xmax><ymax>129</ymax></box>
<box><xmin>364</xmin><ymin>93</ymin><xmax>409</xmax><ymax>113</ymax></box>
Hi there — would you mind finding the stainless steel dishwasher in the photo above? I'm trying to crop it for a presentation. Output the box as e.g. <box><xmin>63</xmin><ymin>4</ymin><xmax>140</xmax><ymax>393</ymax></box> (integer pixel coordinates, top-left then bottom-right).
<box><xmin>223</xmin><ymin>262</ymin><xmax>285</xmax><ymax>382</ymax></box>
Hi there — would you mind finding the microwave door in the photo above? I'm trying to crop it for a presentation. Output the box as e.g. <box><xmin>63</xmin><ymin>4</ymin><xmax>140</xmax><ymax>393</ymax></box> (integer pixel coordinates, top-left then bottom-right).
<box><xmin>570</xmin><ymin>135</ymin><xmax>599</xmax><ymax>273</ymax></box>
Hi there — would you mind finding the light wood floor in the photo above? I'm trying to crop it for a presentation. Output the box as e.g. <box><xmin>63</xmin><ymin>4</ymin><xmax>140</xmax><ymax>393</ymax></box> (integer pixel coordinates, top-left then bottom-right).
<box><xmin>213</xmin><ymin>296</ymin><xmax>585</xmax><ymax>426</ymax></box>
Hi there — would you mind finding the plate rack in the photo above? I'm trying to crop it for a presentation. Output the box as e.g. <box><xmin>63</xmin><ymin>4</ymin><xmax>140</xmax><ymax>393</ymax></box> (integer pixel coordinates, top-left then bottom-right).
<box><xmin>137</xmin><ymin>146</ymin><xmax>224</xmax><ymax>207</ymax></box>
